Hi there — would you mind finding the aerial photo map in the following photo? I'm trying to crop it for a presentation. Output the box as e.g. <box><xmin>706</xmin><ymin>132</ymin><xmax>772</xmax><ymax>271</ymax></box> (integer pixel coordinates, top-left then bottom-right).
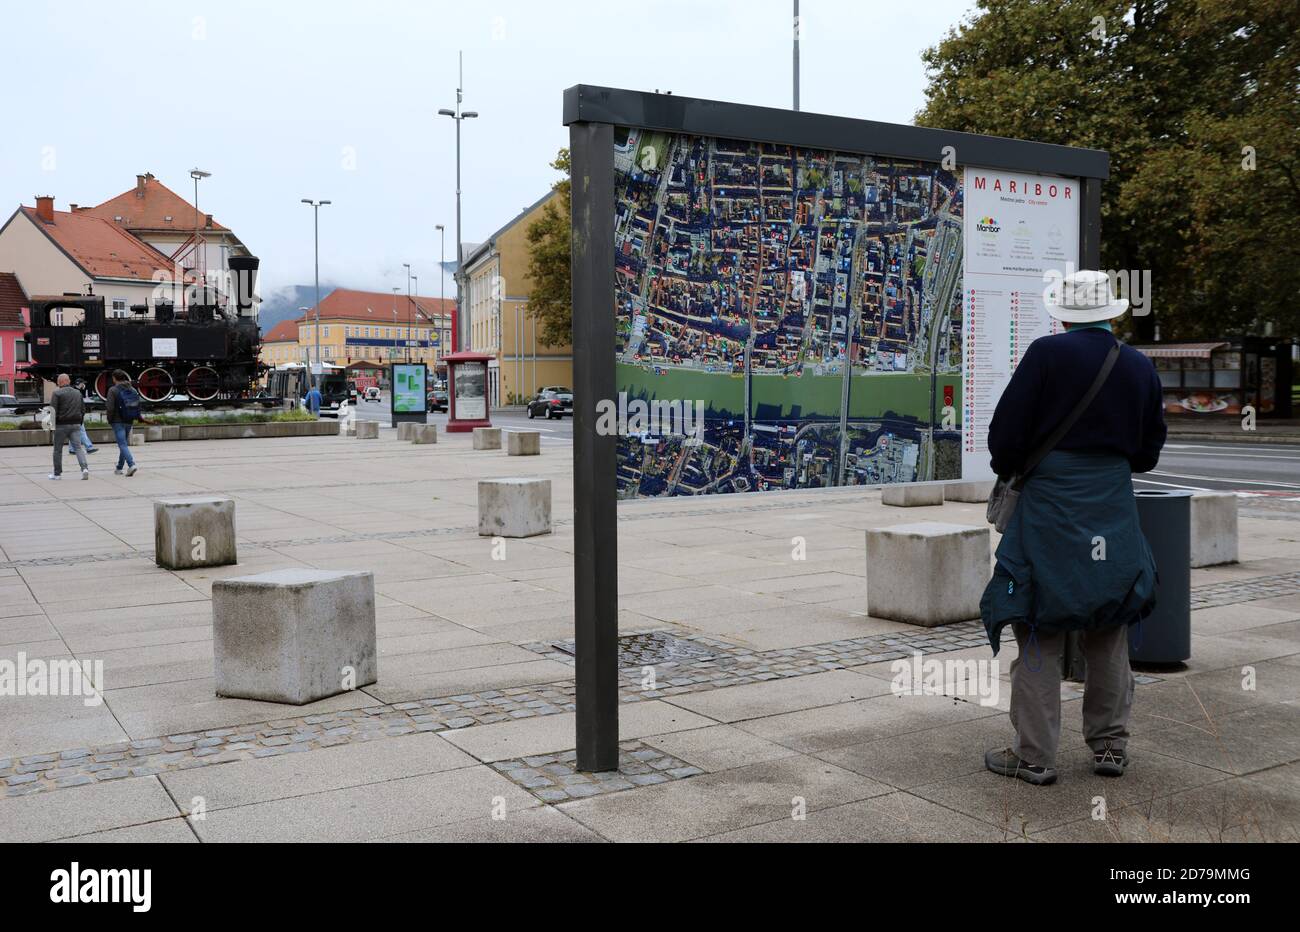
<box><xmin>613</xmin><ymin>129</ymin><xmax>965</xmax><ymax>498</ymax></box>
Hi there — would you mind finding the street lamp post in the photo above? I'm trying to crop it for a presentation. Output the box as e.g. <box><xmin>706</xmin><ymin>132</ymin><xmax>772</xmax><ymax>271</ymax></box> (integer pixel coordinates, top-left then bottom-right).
<box><xmin>300</xmin><ymin>199</ymin><xmax>331</xmax><ymax>388</ymax></box>
<box><xmin>189</xmin><ymin>169</ymin><xmax>210</xmax><ymax>312</ymax></box>
<box><xmin>439</xmin><ymin>51</ymin><xmax>478</xmax><ymax>353</ymax></box>
<box><xmin>402</xmin><ymin>262</ymin><xmax>412</xmax><ymax>363</ymax></box>
<box><xmin>436</xmin><ymin>224</ymin><xmax>447</xmax><ymax>364</ymax></box>
<box><xmin>411</xmin><ymin>274</ymin><xmax>420</xmax><ymax>362</ymax></box>
<box><xmin>391</xmin><ymin>287</ymin><xmax>401</xmax><ymax>364</ymax></box>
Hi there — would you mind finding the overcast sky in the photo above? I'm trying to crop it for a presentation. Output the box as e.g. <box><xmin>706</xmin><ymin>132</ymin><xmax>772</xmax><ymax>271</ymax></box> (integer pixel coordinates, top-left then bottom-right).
<box><xmin>0</xmin><ymin>0</ymin><xmax>978</xmax><ymax>303</ymax></box>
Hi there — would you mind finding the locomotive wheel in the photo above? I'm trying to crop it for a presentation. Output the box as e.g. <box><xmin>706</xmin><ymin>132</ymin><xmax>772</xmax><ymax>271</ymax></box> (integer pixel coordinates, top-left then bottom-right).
<box><xmin>186</xmin><ymin>366</ymin><xmax>221</xmax><ymax>401</ymax></box>
<box><xmin>93</xmin><ymin>370</ymin><xmax>114</xmax><ymax>400</ymax></box>
<box><xmin>137</xmin><ymin>367</ymin><xmax>174</xmax><ymax>402</ymax></box>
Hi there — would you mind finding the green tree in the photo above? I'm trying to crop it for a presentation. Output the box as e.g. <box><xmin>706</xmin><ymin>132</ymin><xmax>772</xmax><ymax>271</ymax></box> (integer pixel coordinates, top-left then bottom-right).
<box><xmin>524</xmin><ymin>149</ymin><xmax>572</xmax><ymax>346</ymax></box>
<box><xmin>917</xmin><ymin>0</ymin><xmax>1300</xmax><ymax>340</ymax></box>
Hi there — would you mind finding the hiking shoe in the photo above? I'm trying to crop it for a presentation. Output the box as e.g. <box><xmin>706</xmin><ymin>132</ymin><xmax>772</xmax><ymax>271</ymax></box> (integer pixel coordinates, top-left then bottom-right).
<box><xmin>48</xmin><ymin>473</ymin><xmax>61</xmax><ymax>480</ymax></box>
<box><xmin>81</xmin><ymin>468</ymin><xmax>90</xmax><ymax>480</ymax></box>
<box><xmin>1094</xmin><ymin>743</ymin><xmax>1129</xmax><ymax>777</ymax></box>
<box><xmin>126</xmin><ymin>465</ymin><xmax>138</xmax><ymax>477</ymax></box>
<box><xmin>985</xmin><ymin>747</ymin><xmax>1057</xmax><ymax>785</ymax></box>
<box><xmin>87</xmin><ymin>447</ymin><xmax>98</xmax><ymax>453</ymax></box>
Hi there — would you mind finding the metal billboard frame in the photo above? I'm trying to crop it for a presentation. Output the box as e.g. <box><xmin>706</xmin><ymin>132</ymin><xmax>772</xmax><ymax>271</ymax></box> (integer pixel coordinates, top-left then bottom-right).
<box><xmin>565</xmin><ymin>84</ymin><xmax>1108</xmax><ymax>771</ymax></box>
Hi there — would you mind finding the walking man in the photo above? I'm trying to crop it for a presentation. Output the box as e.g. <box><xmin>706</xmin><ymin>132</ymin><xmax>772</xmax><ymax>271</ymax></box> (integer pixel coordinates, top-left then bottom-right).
<box><xmin>49</xmin><ymin>374</ymin><xmax>90</xmax><ymax>481</ymax></box>
<box><xmin>104</xmin><ymin>370</ymin><xmax>140</xmax><ymax>477</ymax></box>
<box><xmin>304</xmin><ymin>384</ymin><xmax>322</xmax><ymax>417</ymax></box>
<box><xmin>981</xmin><ymin>270</ymin><xmax>1167</xmax><ymax>785</ymax></box>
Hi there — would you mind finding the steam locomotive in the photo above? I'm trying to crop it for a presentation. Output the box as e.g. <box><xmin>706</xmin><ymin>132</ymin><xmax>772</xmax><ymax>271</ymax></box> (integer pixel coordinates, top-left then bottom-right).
<box><xmin>23</xmin><ymin>256</ymin><xmax>263</xmax><ymax>403</ymax></box>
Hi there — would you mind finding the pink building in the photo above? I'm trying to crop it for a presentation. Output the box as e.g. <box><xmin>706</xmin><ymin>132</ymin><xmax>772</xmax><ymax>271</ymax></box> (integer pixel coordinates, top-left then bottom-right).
<box><xmin>0</xmin><ymin>272</ymin><xmax>32</xmax><ymax>397</ymax></box>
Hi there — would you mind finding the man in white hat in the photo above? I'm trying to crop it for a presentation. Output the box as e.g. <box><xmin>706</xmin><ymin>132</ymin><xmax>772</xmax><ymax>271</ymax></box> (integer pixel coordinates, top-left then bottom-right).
<box><xmin>980</xmin><ymin>269</ymin><xmax>1166</xmax><ymax>785</ymax></box>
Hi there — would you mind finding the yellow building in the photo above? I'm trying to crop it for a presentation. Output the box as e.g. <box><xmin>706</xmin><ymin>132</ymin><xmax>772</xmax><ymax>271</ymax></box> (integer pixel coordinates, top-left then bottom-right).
<box><xmin>258</xmin><ymin>288</ymin><xmax>454</xmax><ymax>385</ymax></box>
<box><xmin>464</xmin><ymin>191</ymin><xmax>573</xmax><ymax>407</ymax></box>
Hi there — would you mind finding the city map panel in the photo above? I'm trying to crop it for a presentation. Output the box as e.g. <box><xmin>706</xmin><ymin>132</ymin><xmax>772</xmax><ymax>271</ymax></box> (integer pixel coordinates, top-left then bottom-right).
<box><xmin>613</xmin><ymin>129</ymin><xmax>965</xmax><ymax>498</ymax></box>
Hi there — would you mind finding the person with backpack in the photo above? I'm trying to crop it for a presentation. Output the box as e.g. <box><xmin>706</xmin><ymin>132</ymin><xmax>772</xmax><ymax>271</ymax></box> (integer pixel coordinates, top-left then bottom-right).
<box><xmin>980</xmin><ymin>270</ymin><xmax>1166</xmax><ymax>786</ymax></box>
<box><xmin>104</xmin><ymin>370</ymin><xmax>141</xmax><ymax>476</ymax></box>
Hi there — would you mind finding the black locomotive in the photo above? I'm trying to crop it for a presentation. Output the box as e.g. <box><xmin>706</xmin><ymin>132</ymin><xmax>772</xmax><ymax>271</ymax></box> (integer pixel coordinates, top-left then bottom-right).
<box><xmin>23</xmin><ymin>256</ymin><xmax>263</xmax><ymax>403</ymax></box>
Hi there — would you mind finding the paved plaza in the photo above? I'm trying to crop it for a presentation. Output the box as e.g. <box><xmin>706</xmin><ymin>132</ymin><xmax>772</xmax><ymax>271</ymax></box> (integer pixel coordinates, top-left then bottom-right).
<box><xmin>1</xmin><ymin>428</ymin><xmax>1298</xmax><ymax>843</ymax></box>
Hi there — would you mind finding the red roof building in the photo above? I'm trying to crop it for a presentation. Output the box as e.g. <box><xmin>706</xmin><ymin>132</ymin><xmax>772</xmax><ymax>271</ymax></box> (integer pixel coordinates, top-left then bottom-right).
<box><xmin>0</xmin><ymin>272</ymin><xmax>31</xmax><ymax>395</ymax></box>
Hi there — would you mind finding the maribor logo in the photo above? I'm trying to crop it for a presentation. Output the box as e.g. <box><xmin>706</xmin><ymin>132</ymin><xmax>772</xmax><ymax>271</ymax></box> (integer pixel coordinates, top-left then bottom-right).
<box><xmin>975</xmin><ymin>216</ymin><xmax>1001</xmax><ymax>233</ymax></box>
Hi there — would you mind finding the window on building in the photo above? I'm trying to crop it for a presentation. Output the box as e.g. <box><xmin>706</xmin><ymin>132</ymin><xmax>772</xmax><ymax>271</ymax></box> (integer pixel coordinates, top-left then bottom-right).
<box><xmin>15</xmin><ymin>340</ymin><xmax>29</xmax><ymax>363</ymax></box>
<box><xmin>110</xmin><ymin>298</ymin><xmax>129</xmax><ymax>318</ymax></box>
<box><xmin>323</xmin><ymin>326</ymin><xmax>330</xmax><ymax>339</ymax></box>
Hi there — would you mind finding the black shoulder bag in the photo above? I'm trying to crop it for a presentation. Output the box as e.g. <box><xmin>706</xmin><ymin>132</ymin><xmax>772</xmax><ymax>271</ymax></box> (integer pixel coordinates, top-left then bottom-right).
<box><xmin>986</xmin><ymin>342</ymin><xmax>1121</xmax><ymax>533</ymax></box>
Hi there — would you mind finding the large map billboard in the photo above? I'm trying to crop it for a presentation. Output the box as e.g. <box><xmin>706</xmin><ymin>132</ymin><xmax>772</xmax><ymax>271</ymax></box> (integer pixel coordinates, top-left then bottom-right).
<box><xmin>610</xmin><ymin>130</ymin><xmax>1079</xmax><ymax>497</ymax></box>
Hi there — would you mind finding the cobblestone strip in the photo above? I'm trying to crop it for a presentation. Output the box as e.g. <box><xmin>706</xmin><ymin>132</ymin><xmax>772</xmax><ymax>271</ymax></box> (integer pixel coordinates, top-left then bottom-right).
<box><xmin>0</xmin><ymin>683</ymin><xmax>577</xmax><ymax>799</ymax></box>
<box><xmin>0</xmin><ymin>611</ymin><xmax>1178</xmax><ymax>799</ymax></box>
<box><xmin>491</xmin><ymin>741</ymin><xmax>702</xmax><ymax>803</ymax></box>
<box><xmin>1190</xmin><ymin>571</ymin><xmax>1300</xmax><ymax>609</ymax></box>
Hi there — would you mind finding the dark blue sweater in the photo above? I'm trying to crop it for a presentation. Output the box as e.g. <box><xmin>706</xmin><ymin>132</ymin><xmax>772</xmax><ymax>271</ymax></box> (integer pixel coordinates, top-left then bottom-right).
<box><xmin>987</xmin><ymin>328</ymin><xmax>1167</xmax><ymax>477</ymax></box>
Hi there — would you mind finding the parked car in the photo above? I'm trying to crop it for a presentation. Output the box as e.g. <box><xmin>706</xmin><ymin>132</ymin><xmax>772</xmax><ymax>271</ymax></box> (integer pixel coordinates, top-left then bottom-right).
<box><xmin>527</xmin><ymin>387</ymin><xmax>573</xmax><ymax>420</ymax></box>
<box><xmin>427</xmin><ymin>386</ymin><xmax>448</xmax><ymax>412</ymax></box>
<box><xmin>364</xmin><ymin>386</ymin><xmax>382</xmax><ymax>403</ymax></box>
<box><xmin>0</xmin><ymin>395</ymin><xmax>18</xmax><ymax>416</ymax></box>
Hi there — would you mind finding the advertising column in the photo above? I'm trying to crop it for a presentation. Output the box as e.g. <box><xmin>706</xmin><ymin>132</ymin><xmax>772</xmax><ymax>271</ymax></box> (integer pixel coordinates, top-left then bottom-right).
<box><xmin>961</xmin><ymin>168</ymin><xmax>1080</xmax><ymax>480</ymax></box>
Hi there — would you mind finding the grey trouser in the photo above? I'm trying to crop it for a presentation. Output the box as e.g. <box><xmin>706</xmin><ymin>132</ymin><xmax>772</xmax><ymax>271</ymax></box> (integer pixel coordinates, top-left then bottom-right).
<box><xmin>1009</xmin><ymin>622</ymin><xmax>1135</xmax><ymax>769</ymax></box>
<box><xmin>53</xmin><ymin>424</ymin><xmax>88</xmax><ymax>475</ymax></box>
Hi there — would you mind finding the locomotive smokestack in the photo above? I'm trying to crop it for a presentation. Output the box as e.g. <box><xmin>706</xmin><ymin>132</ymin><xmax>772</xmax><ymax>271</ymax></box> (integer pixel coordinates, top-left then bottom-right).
<box><xmin>228</xmin><ymin>255</ymin><xmax>260</xmax><ymax>317</ymax></box>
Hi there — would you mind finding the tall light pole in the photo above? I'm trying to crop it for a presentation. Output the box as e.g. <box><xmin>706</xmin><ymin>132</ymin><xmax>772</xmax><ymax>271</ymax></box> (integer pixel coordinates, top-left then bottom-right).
<box><xmin>436</xmin><ymin>224</ymin><xmax>447</xmax><ymax>364</ymax></box>
<box><xmin>439</xmin><ymin>51</ymin><xmax>478</xmax><ymax>352</ymax></box>
<box><xmin>189</xmin><ymin>169</ymin><xmax>210</xmax><ymax>310</ymax></box>
<box><xmin>301</xmin><ymin>198</ymin><xmax>331</xmax><ymax>388</ymax></box>
<box><xmin>391</xmin><ymin>287</ymin><xmax>401</xmax><ymax>366</ymax></box>
<box><xmin>793</xmin><ymin>1</ymin><xmax>800</xmax><ymax>110</ymax></box>
<box><xmin>402</xmin><ymin>262</ymin><xmax>412</xmax><ymax>363</ymax></box>
<box><xmin>411</xmin><ymin>274</ymin><xmax>420</xmax><ymax>362</ymax></box>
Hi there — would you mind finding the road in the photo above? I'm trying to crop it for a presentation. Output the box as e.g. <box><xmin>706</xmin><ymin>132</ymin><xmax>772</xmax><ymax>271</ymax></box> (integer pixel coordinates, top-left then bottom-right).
<box><xmin>1134</xmin><ymin>441</ymin><xmax>1300</xmax><ymax>495</ymax></box>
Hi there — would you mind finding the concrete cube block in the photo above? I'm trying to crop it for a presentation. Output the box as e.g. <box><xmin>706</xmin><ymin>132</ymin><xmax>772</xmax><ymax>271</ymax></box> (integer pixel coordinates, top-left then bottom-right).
<box><xmin>154</xmin><ymin>497</ymin><xmax>237</xmax><ymax>570</ymax></box>
<box><xmin>212</xmin><ymin>569</ymin><xmax>377</xmax><ymax>705</ymax></box>
<box><xmin>881</xmin><ymin>483</ymin><xmax>945</xmax><ymax>507</ymax></box>
<box><xmin>396</xmin><ymin>422</ymin><xmax>416</xmax><ymax>441</ymax></box>
<box><xmin>507</xmin><ymin>430</ymin><xmax>541</xmax><ymax>456</ymax></box>
<box><xmin>354</xmin><ymin>420</ymin><xmax>378</xmax><ymax>439</ymax></box>
<box><xmin>145</xmin><ymin>426</ymin><xmax>163</xmax><ymax>442</ymax></box>
<box><xmin>478</xmin><ymin>478</ymin><xmax>551</xmax><ymax>538</ymax></box>
<box><xmin>412</xmin><ymin>424</ymin><xmax>438</xmax><ymax>444</ymax></box>
<box><xmin>944</xmin><ymin>480</ymin><xmax>995</xmax><ymax>503</ymax></box>
<box><xmin>129</xmin><ymin>431</ymin><xmax>145</xmax><ymax>446</ymax></box>
<box><xmin>1190</xmin><ymin>491</ymin><xmax>1238</xmax><ymax>567</ymax></box>
<box><xmin>866</xmin><ymin>522</ymin><xmax>989</xmax><ymax>626</ymax></box>
<box><xmin>473</xmin><ymin>427</ymin><xmax>502</xmax><ymax>450</ymax></box>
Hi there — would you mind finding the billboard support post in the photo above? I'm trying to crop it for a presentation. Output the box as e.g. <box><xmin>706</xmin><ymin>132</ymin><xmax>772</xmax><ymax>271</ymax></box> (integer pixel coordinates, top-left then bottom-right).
<box><xmin>563</xmin><ymin>84</ymin><xmax>1108</xmax><ymax>768</ymax></box>
<box><xmin>570</xmin><ymin>119</ymin><xmax>620</xmax><ymax>772</ymax></box>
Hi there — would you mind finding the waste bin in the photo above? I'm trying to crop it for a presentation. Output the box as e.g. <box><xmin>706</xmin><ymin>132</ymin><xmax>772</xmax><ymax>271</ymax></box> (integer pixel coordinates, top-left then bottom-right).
<box><xmin>1131</xmin><ymin>489</ymin><xmax>1192</xmax><ymax>664</ymax></box>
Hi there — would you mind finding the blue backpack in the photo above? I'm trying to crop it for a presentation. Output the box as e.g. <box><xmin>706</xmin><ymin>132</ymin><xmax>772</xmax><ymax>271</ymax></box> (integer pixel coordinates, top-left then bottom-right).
<box><xmin>115</xmin><ymin>385</ymin><xmax>142</xmax><ymax>422</ymax></box>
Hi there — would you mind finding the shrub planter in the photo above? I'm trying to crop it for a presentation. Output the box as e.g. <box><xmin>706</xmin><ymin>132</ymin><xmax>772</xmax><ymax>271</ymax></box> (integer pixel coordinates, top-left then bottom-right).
<box><xmin>0</xmin><ymin>420</ymin><xmax>337</xmax><ymax>447</ymax></box>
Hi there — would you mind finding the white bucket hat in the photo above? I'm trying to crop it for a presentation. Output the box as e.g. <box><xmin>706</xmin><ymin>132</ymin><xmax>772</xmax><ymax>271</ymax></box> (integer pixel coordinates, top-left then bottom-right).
<box><xmin>1048</xmin><ymin>269</ymin><xmax>1129</xmax><ymax>323</ymax></box>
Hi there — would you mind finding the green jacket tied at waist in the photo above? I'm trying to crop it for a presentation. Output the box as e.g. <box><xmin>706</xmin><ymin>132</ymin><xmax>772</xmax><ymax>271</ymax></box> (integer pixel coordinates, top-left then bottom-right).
<box><xmin>981</xmin><ymin>450</ymin><xmax>1157</xmax><ymax>654</ymax></box>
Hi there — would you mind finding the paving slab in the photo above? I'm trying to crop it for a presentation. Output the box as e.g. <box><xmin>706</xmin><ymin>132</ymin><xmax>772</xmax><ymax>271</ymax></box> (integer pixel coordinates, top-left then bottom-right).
<box><xmin>194</xmin><ymin>764</ymin><xmax>539</xmax><ymax>842</ymax></box>
<box><xmin>662</xmin><ymin>669</ymin><xmax>891</xmax><ymax>723</ymax></box>
<box><xmin>0</xmin><ymin>775</ymin><xmax>180</xmax><ymax>843</ymax></box>
<box><xmin>161</xmin><ymin>731</ymin><xmax>477</xmax><ymax>811</ymax></box>
<box><xmin>558</xmin><ymin>754</ymin><xmax>892</xmax><ymax>843</ymax></box>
